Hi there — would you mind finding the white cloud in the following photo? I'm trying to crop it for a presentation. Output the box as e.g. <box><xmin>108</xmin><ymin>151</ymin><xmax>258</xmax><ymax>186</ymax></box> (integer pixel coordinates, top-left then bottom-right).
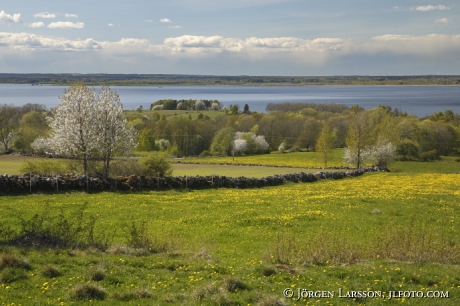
<box><xmin>145</xmin><ymin>20</ymin><xmax>154</xmax><ymax>23</ymax></box>
<box><xmin>0</xmin><ymin>32</ymin><xmax>101</xmax><ymax>51</ymax></box>
<box><xmin>48</xmin><ymin>22</ymin><xmax>84</xmax><ymax>29</ymax></box>
<box><xmin>393</xmin><ymin>6</ymin><xmax>403</xmax><ymax>10</ymax></box>
<box><xmin>28</xmin><ymin>22</ymin><xmax>45</xmax><ymax>28</ymax></box>
<box><xmin>160</xmin><ymin>18</ymin><xmax>172</xmax><ymax>23</ymax></box>
<box><xmin>0</xmin><ymin>31</ymin><xmax>459</xmax><ymax>72</ymax></box>
<box><xmin>34</xmin><ymin>12</ymin><xmax>56</xmax><ymax>18</ymax></box>
<box><xmin>435</xmin><ymin>18</ymin><xmax>451</xmax><ymax>24</ymax></box>
<box><xmin>108</xmin><ymin>23</ymin><xmax>114</xmax><ymax>27</ymax></box>
<box><xmin>0</xmin><ymin>10</ymin><xmax>22</xmax><ymax>23</ymax></box>
<box><xmin>169</xmin><ymin>25</ymin><xmax>182</xmax><ymax>29</ymax></box>
<box><xmin>411</xmin><ymin>5</ymin><xmax>450</xmax><ymax>11</ymax></box>
<box><xmin>64</xmin><ymin>14</ymin><xmax>78</xmax><ymax>18</ymax></box>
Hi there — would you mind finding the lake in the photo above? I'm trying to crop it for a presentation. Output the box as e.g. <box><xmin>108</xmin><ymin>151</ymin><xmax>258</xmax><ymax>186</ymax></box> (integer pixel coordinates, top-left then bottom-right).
<box><xmin>1</xmin><ymin>84</ymin><xmax>459</xmax><ymax>117</ymax></box>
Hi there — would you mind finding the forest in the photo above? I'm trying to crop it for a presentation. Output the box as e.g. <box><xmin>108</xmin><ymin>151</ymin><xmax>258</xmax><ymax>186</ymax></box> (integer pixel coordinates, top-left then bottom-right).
<box><xmin>1</xmin><ymin>97</ymin><xmax>459</xmax><ymax>171</ymax></box>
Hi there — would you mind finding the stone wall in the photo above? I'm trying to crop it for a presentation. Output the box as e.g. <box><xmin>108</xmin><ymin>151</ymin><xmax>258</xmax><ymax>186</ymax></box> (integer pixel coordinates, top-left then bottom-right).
<box><xmin>0</xmin><ymin>167</ymin><xmax>387</xmax><ymax>194</ymax></box>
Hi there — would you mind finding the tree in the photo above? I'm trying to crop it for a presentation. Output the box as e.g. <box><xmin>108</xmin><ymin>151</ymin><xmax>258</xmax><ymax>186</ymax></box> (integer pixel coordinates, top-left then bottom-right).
<box><xmin>345</xmin><ymin>111</ymin><xmax>374</xmax><ymax>168</ymax></box>
<box><xmin>397</xmin><ymin>139</ymin><xmax>420</xmax><ymax>161</ymax></box>
<box><xmin>13</xmin><ymin>110</ymin><xmax>50</xmax><ymax>153</ymax></box>
<box><xmin>0</xmin><ymin>105</ymin><xmax>20</xmax><ymax>152</ymax></box>
<box><xmin>368</xmin><ymin>138</ymin><xmax>397</xmax><ymax>168</ymax></box>
<box><xmin>48</xmin><ymin>84</ymin><xmax>136</xmax><ymax>177</ymax></box>
<box><xmin>316</xmin><ymin>124</ymin><xmax>336</xmax><ymax>168</ymax></box>
<box><xmin>94</xmin><ymin>86</ymin><xmax>137</xmax><ymax>178</ymax></box>
<box><xmin>136</xmin><ymin>129</ymin><xmax>156</xmax><ymax>152</ymax></box>
<box><xmin>210</xmin><ymin>127</ymin><xmax>234</xmax><ymax>156</ymax></box>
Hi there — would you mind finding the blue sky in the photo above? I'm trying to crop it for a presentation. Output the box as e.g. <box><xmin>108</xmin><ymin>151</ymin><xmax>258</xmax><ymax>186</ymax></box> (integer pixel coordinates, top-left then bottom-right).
<box><xmin>0</xmin><ymin>0</ymin><xmax>458</xmax><ymax>75</ymax></box>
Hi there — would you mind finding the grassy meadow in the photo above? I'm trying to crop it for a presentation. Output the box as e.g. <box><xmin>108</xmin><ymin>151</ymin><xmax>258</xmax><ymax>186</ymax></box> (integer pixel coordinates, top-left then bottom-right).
<box><xmin>0</xmin><ymin>153</ymin><xmax>460</xmax><ymax>305</ymax></box>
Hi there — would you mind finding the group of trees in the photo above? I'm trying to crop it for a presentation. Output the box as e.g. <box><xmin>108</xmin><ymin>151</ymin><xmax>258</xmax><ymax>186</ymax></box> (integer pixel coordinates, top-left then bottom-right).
<box><xmin>0</xmin><ymin>103</ymin><xmax>49</xmax><ymax>153</ymax></box>
<box><xmin>2</xmin><ymin>89</ymin><xmax>460</xmax><ymax>174</ymax></box>
<box><xmin>150</xmin><ymin>99</ymin><xmax>221</xmax><ymax>111</ymax></box>
<box><xmin>130</xmin><ymin>102</ymin><xmax>459</xmax><ymax>166</ymax></box>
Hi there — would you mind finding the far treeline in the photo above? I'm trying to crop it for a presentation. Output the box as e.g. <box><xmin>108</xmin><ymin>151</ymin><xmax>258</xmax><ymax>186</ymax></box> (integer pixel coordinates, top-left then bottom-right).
<box><xmin>1</xmin><ymin>73</ymin><xmax>460</xmax><ymax>86</ymax></box>
<box><xmin>2</xmin><ymin>91</ymin><xmax>459</xmax><ymax>173</ymax></box>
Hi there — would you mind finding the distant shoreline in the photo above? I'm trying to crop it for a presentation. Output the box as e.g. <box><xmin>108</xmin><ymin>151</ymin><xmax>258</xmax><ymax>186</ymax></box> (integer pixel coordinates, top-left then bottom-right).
<box><xmin>0</xmin><ymin>74</ymin><xmax>459</xmax><ymax>86</ymax></box>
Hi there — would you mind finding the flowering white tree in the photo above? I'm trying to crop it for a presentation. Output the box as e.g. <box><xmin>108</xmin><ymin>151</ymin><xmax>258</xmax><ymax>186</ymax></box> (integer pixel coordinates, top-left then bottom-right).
<box><xmin>254</xmin><ymin>135</ymin><xmax>269</xmax><ymax>153</ymax></box>
<box><xmin>195</xmin><ymin>100</ymin><xmax>205</xmax><ymax>111</ymax></box>
<box><xmin>343</xmin><ymin>146</ymin><xmax>371</xmax><ymax>168</ymax></box>
<box><xmin>31</xmin><ymin>136</ymin><xmax>53</xmax><ymax>156</ymax></box>
<box><xmin>95</xmin><ymin>86</ymin><xmax>137</xmax><ymax>178</ymax></box>
<box><xmin>48</xmin><ymin>84</ymin><xmax>98</xmax><ymax>175</ymax></box>
<box><xmin>233</xmin><ymin>139</ymin><xmax>248</xmax><ymax>153</ymax></box>
<box><xmin>210</xmin><ymin>102</ymin><xmax>221</xmax><ymax>111</ymax></box>
<box><xmin>47</xmin><ymin>84</ymin><xmax>136</xmax><ymax>177</ymax></box>
<box><xmin>368</xmin><ymin>138</ymin><xmax>397</xmax><ymax>168</ymax></box>
<box><xmin>233</xmin><ymin>132</ymin><xmax>269</xmax><ymax>154</ymax></box>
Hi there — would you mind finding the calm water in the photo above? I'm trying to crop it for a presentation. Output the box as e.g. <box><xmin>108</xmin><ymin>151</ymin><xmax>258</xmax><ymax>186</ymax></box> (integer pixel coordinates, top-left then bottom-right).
<box><xmin>1</xmin><ymin>84</ymin><xmax>459</xmax><ymax>117</ymax></box>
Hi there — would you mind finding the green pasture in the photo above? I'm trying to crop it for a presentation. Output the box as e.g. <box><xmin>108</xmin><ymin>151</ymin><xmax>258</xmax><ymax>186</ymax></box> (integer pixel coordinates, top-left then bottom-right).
<box><xmin>183</xmin><ymin>149</ymin><xmax>350</xmax><ymax>168</ymax></box>
<box><xmin>0</xmin><ymin>171</ymin><xmax>459</xmax><ymax>305</ymax></box>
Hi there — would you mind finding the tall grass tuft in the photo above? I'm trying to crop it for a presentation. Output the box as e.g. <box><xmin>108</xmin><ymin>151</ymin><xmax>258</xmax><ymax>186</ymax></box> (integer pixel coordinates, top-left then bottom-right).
<box><xmin>71</xmin><ymin>283</ymin><xmax>107</xmax><ymax>301</ymax></box>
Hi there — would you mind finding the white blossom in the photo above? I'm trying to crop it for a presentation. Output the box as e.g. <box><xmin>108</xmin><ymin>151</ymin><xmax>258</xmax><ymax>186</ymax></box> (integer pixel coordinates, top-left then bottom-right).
<box><xmin>368</xmin><ymin>138</ymin><xmax>397</xmax><ymax>168</ymax></box>
<box><xmin>31</xmin><ymin>136</ymin><xmax>53</xmax><ymax>155</ymax></box>
<box><xmin>152</xmin><ymin>105</ymin><xmax>164</xmax><ymax>111</ymax></box>
<box><xmin>48</xmin><ymin>84</ymin><xmax>136</xmax><ymax>177</ymax></box>
<box><xmin>195</xmin><ymin>100</ymin><xmax>205</xmax><ymax>110</ymax></box>
<box><xmin>210</xmin><ymin>102</ymin><xmax>221</xmax><ymax>111</ymax></box>
<box><xmin>233</xmin><ymin>139</ymin><xmax>247</xmax><ymax>153</ymax></box>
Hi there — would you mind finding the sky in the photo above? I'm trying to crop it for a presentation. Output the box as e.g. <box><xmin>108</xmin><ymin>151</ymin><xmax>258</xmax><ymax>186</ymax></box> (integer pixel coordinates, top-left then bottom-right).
<box><xmin>0</xmin><ymin>0</ymin><xmax>459</xmax><ymax>75</ymax></box>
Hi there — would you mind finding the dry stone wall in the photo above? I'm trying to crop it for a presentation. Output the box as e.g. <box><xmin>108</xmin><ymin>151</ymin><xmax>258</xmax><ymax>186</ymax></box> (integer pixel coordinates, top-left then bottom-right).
<box><xmin>0</xmin><ymin>167</ymin><xmax>387</xmax><ymax>194</ymax></box>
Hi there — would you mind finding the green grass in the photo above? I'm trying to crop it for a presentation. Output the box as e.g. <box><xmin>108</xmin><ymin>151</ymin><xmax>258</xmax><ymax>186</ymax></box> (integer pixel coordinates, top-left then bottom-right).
<box><xmin>0</xmin><ymin>155</ymin><xmax>44</xmax><ymax>175</ymax></box>
<box><xmin>184</xmin><ymin>149</ymin><xmax>355</xmax><ymax>168</ymax></box>
<box><xmin>172</xmin><ymin>163</ymin><xmax>332</xmax><ymax>177</ymax></box>
<box><xmin>0</xmin><ymin>171</ymin><xmax>459</xmax><ymax>305</ymax></box>
<box><xmin>390</xmin><ymin>156</ymin><xmax>460</xmax><ymax>174</ymax></box>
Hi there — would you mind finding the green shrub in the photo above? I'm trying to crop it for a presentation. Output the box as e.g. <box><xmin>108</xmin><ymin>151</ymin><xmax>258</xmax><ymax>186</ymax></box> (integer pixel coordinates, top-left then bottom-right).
<box><xmin>420</xmin><ymin>150</ymin><xmax>441</xmax><ymax>161</ymax></box>
<box><xmin>140</xmin><ymin>154</ymin><xmax>172</xmax><ymax>177</ymax></box>
<box><xmin>19</xmin><ymin>159</ymin><xmax>77</xmax><ymax>175</ymax></box>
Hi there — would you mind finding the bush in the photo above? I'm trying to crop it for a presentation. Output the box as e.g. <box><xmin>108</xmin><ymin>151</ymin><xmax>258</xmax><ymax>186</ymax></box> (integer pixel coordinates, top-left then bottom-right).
<box><xmin>199</xmin><ymin>150</ymin><xmax>212</xmax><ymax>157</ymax></box>
<box><xmin>420</xmin><ymin>150</ymin><xmax>440</xmax><ymax>161</ymax></box>
<box><xmin>109</xmin><ymin>159</ymin><xmax>147</xmax><ymax>176</ymax></box>
<box><xmin>140</xmin><ymin>154</ymin><xmax>172</xmax><ymax>177</ymax></box>
<box><xmin>20</xmin><ymin>159</ymin><xmax>81</xmax><ymax>175</ymax></box>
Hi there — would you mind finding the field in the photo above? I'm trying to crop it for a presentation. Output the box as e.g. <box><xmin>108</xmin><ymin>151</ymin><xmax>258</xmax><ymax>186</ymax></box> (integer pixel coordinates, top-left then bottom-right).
<box><xmin>0</xmin><ymin>152</ymin><xmax>345</xmax><ymax>178</ymax></box>
<box><xmin>0</xmin><ymin>152</ymin><xmax>460</xmax><ymax>305</ymax></box>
